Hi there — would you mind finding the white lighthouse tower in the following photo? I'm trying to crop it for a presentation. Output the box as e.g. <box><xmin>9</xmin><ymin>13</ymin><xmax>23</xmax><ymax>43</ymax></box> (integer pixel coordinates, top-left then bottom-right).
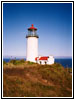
<box><xmin>26</xmin><ymin>24</ymin><xmax>39</xmax><ymax>62</ymax></box>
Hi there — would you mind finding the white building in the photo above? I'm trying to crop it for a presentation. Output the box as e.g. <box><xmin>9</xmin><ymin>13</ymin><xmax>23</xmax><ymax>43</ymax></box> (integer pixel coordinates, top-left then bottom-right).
<box><xmin>35</xmin><ymin>56</ymin><xmax>54</xmax><ymax>65</ymax></box>
<box><xmin>26</xmin><ymin>24</ymin><xmax>39</xmax><ymax>62</ymax></box>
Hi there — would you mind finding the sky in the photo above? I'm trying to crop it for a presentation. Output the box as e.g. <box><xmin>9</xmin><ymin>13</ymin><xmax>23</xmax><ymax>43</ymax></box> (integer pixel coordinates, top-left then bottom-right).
<box><xmin>3</xmin><ymin>3</ymin><xmax>72</xmax><ymax>58</ymax></box>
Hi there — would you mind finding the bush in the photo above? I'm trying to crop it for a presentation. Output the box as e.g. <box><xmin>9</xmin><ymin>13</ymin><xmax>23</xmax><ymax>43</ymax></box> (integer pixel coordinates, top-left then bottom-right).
<box><xmin>20</xmin><ymin>59</ymin><xmax>25</xmax><ymax>63</ymax></box>
<box><xmin>9</xmin><ymin>59</ymin><xmax>25</xmax><ymax>65</ymax></box>
<box><xmin>10</xmin><ymin>60</ymin><xmax>17</xmax><ymax>65</ymax></box>
<box><xmin>27</xmin><ymin>61</ymin><xmax>35</xmax><ymax>65</ymax></box>
<box><xmin>3</xmin><ymin>61</ymin><xmax>7</xmax><ymax>65</ymax></box>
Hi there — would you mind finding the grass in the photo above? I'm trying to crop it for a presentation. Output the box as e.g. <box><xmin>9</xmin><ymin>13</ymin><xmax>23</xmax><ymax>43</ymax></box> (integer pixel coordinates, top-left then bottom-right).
<box><xmin>3</xmin><ymin>60</ymin><xmax>72</xmax><ymax>97</ymax></box>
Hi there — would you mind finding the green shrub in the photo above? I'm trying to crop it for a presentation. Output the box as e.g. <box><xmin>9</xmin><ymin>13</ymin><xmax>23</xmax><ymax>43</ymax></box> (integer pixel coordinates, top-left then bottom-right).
<box><xmin>20</xmin><ymin>59</ymin><xmax>25</xmax><ymax>63</ymax></box>
<box><xmin>3</xmin><ymin>61</ymin><xmax>7</xmax><ymax>65</ymax></box>
<box><xmin>9</xmin><ymin>59</ymin><xmax>25</xmax><ymax>65</ymax></box>
<box><xmin>27</xmin><ymin>61</ymin><xmax>35</xmax><ymax>64</ymax></box>
<box><xmin>9</xmin><ymin>60</ymin><xmax>17</xmax><ymax>65</ymax></box>
<box><xmin>68</xmin><ymin>68</ymin><xmax>72</xmax><ymax>73</ymax></box>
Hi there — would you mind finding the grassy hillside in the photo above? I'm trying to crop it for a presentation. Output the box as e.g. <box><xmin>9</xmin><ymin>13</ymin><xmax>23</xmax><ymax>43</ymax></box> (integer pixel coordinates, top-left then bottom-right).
<box><xmin>3</xmin><ymin>60</ymin><xmax>72</xmax><ymax>97</ymax></box>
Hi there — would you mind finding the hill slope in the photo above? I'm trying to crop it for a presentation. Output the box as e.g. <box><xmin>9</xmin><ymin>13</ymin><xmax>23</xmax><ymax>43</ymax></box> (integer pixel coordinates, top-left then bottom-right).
<box><xmin>3</xmin><ymin>61</ymin><xmax>72</xmax><ymax>97</ymax></box>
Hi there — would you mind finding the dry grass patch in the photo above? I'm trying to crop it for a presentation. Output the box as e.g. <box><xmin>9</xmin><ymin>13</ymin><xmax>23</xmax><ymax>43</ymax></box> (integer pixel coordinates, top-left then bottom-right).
<box><xmin>3</xmin><ymin>61</ymin><xmax>72</xmax><ymax>97</ymax></box>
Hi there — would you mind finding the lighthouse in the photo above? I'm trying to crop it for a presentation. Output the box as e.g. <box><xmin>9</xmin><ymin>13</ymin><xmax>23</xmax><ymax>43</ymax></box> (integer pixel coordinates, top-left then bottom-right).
<box><xmin>26</xmin><ymin>24</ymin><xmax>39</xmax><ymax>62</ymax></box>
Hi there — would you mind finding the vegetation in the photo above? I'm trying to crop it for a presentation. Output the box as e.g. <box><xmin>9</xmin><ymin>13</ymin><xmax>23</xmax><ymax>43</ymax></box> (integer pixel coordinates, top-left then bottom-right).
<box><xmin>9</xmin><ymin>59</ymin><xmax>25</xmax><ymax>65</ymax></box>
<box><xmin>3</xmin><ymin>60</ymin><xmax>72</xmax><ymax>97</ymax></box>
<box><xmin>3</xmin><ymin>61</ymin><xmax>7</xmax><ymax>65</ymax></box>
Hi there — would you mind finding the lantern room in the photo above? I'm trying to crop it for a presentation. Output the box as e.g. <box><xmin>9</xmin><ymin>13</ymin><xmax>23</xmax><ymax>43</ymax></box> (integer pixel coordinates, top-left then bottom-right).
<box><xmin>26</xmin><ymin>24</ymin><xmax>39</xmax><ymax>38</ymax></box>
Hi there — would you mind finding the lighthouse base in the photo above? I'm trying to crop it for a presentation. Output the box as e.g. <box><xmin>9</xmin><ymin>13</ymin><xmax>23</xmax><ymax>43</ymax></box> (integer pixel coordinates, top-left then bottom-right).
<box><xmin>26</xmin><ymin>37</ymin><xmax>38</xmax><ymax>63</ymax></box>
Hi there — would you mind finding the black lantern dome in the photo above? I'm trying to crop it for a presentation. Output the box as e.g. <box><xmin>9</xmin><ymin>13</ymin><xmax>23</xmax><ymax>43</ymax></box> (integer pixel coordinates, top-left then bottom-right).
<box><xmin>26</xmin><ymin>24</ymin><xmax>39</xmax><ymax>38</ymax></box>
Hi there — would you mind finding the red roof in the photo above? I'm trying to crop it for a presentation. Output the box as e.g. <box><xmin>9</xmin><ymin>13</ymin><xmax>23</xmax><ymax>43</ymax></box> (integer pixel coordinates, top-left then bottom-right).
<box><xmin>28</xmin><ymin>24</ymin><xmax>37</xmax><ymax>30</ymax></box>
<box><xmin>39</xmin><ymin>57</ymin><xmax>49</xmax><ymax>60</ymax></box>
<box><xmin>35</xmin><ymin>56</ymin><xmax>49</xmax><ymax>61</ymax></box>
<box><xmin>35</xmin><ymin>57</ymin><xmax>39</xmax><ymax>60</ymax></box>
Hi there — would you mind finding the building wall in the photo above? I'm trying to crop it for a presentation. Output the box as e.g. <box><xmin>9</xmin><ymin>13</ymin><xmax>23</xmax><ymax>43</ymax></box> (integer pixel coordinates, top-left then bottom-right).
<box><xmin>36</xmin><ymin>56</ymin><xmax>54</xmax><ymax>65</ymax></box>
<box><xmin>26</xmin><ymin>37</ymin><xmax>38</xmax><ymax>62</ymax></box>
<box><xmin>38</xmin><ymin>60</ymin><xmax>47</xmax><ymax>65</ymax></box>
<box><xmin>47</xmin><ymin>57</ymin><xmax>54</xmax><ymax>64</ymax></box>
